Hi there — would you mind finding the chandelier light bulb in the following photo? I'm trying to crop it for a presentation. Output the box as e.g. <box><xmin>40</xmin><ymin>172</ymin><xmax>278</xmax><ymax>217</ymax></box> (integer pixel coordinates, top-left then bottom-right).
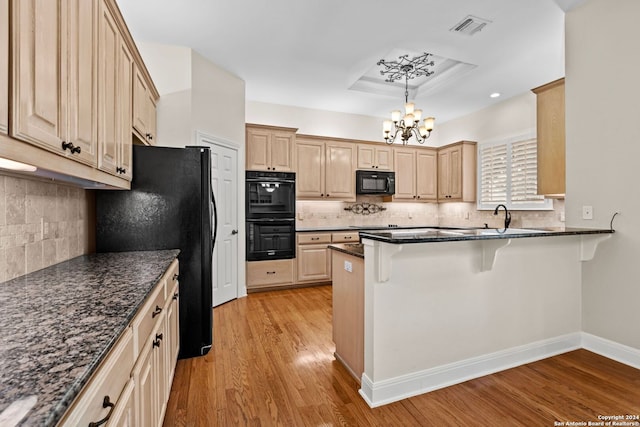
<box><xmin>418</xmin><ymin>126</ymin><xmax>428</xmax><ymax>137</ymax></box>
<box><xmin>413</xmin><ymin>109</ymin><xmax>423</xmax><ymax>121</ymax></box>
<box><xmin>404</xmin><ymin>113</ymin><xmax>415</xmax><ymax>127</ymax></box>
<box><xmin>383</xmin><ymin>120</ymin><xmax>392</xmax><ymax>132</ymax></box>
<box><xmin>391</xmin><ymin>110</ymin><xmax>401</xmax><ymax>122</ymax></box>
<box><xmin>404</xmin><ymin>102</ymin><xmax>415</xmax><ymax>115</ymax></box>
<box><xmin>424</xmin><ymin>117</ymin><xmax>435</xmax><ymax>131</ymax></box>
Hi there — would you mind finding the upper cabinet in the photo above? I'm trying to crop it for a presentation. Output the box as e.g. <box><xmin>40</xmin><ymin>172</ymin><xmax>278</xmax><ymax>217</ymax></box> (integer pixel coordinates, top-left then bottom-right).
<box><xmin>392</xmin><ymin>147</ymin><xmax>437</xmax><ymax>202</ymax></box>
<box><xmin>133</xmin><ymin>64</ymin><xmax>157</xmax><ymax>145</ymax></box>
<box><xmin>356</xmin><ymin>143</ymin><xmax>393</xmax><ymax>170</ymax></box>
<box><xmin>12</xmin><ymin>0</ymin><xmax>98</xmax><ymax>167</ymax></box>
<box><xmin>532</xmin><ymin>78</ymin><xmax>565</xmax><ymax>197</ymax></box>
<box><xmin>2</xmin><ymin>0</ymin><xmax>158</xmax><ymax>188</ymax></box>
<box><xmin>437</xmin><ymin>141</ymin><xmax>476</xmax><ymax>202</ymax></box>
<box><xmin>296</xmin><ymin>135</ymin><xmax>356</xmax><ymax>201</ymax></box>
<box><xmin>246</xmin><ymin>124</ymin><xmax>296</xmax><ymax>172</ymax></box>
<box><xmin>0</xmin><ymin>0</ymin><xmax>8</xmax><ymax>135</ymax></box>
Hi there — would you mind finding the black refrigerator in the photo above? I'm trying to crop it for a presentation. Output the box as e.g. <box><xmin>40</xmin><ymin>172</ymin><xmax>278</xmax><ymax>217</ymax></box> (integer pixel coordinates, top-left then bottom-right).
<box><xmin>95</xmin><ymin>145</ymin><xmax>216</xmax><ymax>359</ymax></box>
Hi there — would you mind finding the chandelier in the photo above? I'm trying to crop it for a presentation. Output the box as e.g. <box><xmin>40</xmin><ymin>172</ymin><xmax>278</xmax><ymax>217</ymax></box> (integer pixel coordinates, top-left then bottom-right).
<box><xmin>378</xmin><ymin>53</ymin><xmax>436</xmax><ymax>145</ymax></box>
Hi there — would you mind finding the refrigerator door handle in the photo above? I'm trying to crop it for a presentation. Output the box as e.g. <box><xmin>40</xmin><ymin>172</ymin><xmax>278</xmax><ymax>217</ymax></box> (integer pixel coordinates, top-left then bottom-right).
<box><xmin>211</xmin><ymin>191</ymin><xmax>218</xmax><ymax>251</ymax></box>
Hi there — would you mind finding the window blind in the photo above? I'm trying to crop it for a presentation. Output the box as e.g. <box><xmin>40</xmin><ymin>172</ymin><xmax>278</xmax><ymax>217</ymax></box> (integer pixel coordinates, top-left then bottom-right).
<box><xmin>477</xmin><ymin>136</ymin><xmax>551</xmax><ymax>210</ymax></box>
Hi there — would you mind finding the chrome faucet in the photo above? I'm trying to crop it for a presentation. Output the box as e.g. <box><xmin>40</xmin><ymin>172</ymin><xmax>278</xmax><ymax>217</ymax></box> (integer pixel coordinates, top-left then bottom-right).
<box><xmin>493</xmin><ymin>204</ymin><xmax>511</xmax><ymax>229</ymax></box>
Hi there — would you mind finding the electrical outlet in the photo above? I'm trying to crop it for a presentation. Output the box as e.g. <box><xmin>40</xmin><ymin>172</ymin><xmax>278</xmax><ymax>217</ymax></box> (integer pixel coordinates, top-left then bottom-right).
<box><xmin>344</xmin><ymin>260</ymin><xmax>353</xmax><ymax>273</ymax></box>
<box><xmin>582</xmin><ymin>205</ymin><xmax>593</xmax><ymax>220</ymax></box>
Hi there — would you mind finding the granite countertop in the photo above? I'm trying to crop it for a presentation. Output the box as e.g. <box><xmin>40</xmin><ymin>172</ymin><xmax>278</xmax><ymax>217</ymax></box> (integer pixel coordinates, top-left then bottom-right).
<box><xmin>0</xmin><ymin>249</ymin><xmax>180</xmax><ymax>427</ymax></box>
<box><xmin>296</xmin><ymin>225</ymin><xmax>438</xmax><ymax>232</ymax></box>
<box><xmin>359</xmin><ymin>227</ymin><xmax>614</xmax><ymax>244</ymax></box>
<box><xmin>328</xmin><ymin>243</ymin><xmax>365</xmax><ymax>258</ymax></box>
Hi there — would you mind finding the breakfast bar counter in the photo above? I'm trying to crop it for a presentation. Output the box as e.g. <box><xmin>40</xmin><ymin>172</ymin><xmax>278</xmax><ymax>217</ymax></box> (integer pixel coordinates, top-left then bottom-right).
<box><xmin>354</xmin><ymin>227</ymin><xmax>614</xmax><ymax>408</ymax></box>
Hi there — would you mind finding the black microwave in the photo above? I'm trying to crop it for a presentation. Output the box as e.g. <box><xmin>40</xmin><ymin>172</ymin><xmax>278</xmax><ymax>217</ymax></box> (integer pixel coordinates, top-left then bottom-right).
<box><xmin>355</xmin><ymin>170</ymin><xmax>395</xmax><ymax>195</ymax></box>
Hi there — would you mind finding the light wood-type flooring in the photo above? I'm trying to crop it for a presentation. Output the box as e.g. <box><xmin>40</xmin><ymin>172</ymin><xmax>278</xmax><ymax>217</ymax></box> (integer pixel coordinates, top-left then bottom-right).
<box><xmin>163</xmin><ymin>285</ymin><xmax>640</xmax><ymax>426</ymax></box>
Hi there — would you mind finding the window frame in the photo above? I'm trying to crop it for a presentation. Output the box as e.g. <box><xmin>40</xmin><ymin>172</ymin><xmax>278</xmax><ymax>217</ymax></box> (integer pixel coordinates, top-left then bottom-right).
<box><xmin>476</xmin><ymin>131</ymin><xmax>553</xmax><ymax>211</ymax></box>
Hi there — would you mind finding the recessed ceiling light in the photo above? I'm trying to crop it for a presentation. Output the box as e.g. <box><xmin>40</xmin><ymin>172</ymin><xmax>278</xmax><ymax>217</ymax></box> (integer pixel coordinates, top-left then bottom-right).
<box><xmin>490</xmin><ymin>92</ymin><xmax>501</xmax><ymax>98</ymax></box>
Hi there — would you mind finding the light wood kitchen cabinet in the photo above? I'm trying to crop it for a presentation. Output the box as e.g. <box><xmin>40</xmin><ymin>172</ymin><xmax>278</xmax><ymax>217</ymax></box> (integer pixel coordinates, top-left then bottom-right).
<box><xmin>331</xmin><ymin>231</ymin><xmax>359</xmax><ymax>243</ymax></box>
<box><xmin>12</xmin><ymin>0</ymin><xmax>98</xmax><ymax>167</ymax></box>
<box><xmin>60</xmin><ymin>258</ymin><xmax>179</xmax><ymax>427</ymax></box>
<box><xmin>246</xmin><ymin>259</ymin><xmax>295</xmax><ymax>291</ymax></box>
<box><xmin>246</xmin><ymin>124</ymin><xmax>296</xmax><ymax>171</ymax></box>
<box><xmin>437</xmin><ymin>141</ymin><xmax>476</xmax><ymax>202</ymax></box>
<box><xmin>331</xmin><ymin>249</ymin><xmax>364</xmax><ymax>381</ymax></box>
<box><xmin>392</xmin><ymin>147</ymin><xmax>437</xmax><ymax>202</ymax></box>
<box><xmin>357</xmin><ymin>143</ymin><xmax>393</xmax><ymax>170</ymax></box>
<box><xmin>532</xmin><ymin>78</ymin><xmax>565</xmax><ymax>197</ymax></box>
<box><xmin>297</xmin><ymin>232</ymin><xmax>332</xmax><ymax>283</ymax></box>
<box><xmin>296</xmin><ymin>135</ymin><xmax>357</xmax><ymax>201</ymax></box>
<box><xmin>133</xmin><ymin>64</ymin><xmax>157</xmax><ymax>145</ymax></box>
<box><xmin>0</xmin><ymin>0</ymin><xmax>8</xmax><ymax>135</ymax></box>
<box><xmin>97</xmin><ymin>0</ymin><xmax>133</xmax><ymax>181</ymax></box>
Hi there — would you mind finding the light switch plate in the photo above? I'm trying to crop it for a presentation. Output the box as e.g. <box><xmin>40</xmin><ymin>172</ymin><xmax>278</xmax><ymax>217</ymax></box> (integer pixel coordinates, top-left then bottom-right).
<box><xmin>582</xmin><ymin>205</ymin><xmax>593</xmax><ymax>220</ymax></box>
<box><xmin>344</xmin><ymin>260</ymin><xmax>353</xmax><ymax>273</ymax></box>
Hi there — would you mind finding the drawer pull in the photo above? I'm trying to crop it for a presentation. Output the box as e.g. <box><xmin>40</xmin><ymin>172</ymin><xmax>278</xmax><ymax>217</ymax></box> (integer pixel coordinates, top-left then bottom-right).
<box><xmin>172</xmin><ymin>273</ymin><xmax>179</xmax><ymax>280</ymax></box>
<box><xmin>173</xmin><ymin>292</ymin><xmax>179</xmax><ymax>300</ymax></box>
<box><xmin>151</xmin><ymin>305</ymin><xmax>162</xmax><ymax>318</ymax></box>
<box><xmin>345</xmin><ymin>236</ymin><xmax>352</xmax><ymax>239</ymax></box>
<box><xmin>153</xmin><ymin>338</ymin><xmax>161</xmax><ymax>348</ymax></box>
<box><xmin>311</xmin><ymin>237</ymin><xmax>320</xmax><ymax>241</ymax></box>
<box><xmin>156</xmin><ymin>333</ymin><xmax>163</xmax><ymax>341</ymax></box>
<box><xmin>266</xmin><ymin>271</ymin><xmax>276</xmax><ymax>275</ymax></box>
<box><xmin>61</xmin><ymin>141</ymin><xmax>81</xmax><ymax>154</ymax></box>
<box><xmin>88</xmin><ymin>395</ymin><xmax>115</xmax><ymax>427</ymax></box>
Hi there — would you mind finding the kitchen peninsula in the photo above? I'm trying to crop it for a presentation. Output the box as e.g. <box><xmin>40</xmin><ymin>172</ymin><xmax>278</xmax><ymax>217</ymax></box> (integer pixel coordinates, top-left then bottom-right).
<box><xmin>331</xmin><ymin>227</ymin><xmax>614</xmax><ymax>408</ymax></box>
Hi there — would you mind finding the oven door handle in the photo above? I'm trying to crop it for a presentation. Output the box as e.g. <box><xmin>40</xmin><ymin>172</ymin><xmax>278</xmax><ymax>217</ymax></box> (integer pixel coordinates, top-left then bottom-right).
<box><xmin>246</xmin><ymin>178</ymin><xmax>295</xmax><ymax>184</ymax></box>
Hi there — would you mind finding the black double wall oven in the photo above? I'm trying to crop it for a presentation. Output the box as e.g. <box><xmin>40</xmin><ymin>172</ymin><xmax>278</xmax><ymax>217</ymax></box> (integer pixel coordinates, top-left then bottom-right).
<box><xmin>246</xmin><ymin>171</ymin><xmax>296</xmax><ymax>261</ymax></box>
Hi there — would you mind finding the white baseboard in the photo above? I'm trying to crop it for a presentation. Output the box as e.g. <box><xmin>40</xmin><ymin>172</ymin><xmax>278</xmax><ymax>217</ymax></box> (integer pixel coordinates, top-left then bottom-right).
<box><xmin>581</xmin><ymin>332</ymin><xmax>640</xmax><ymax>369</ymax></box>
<box><xmin>359</xmin><ymin>333</ymin><xmax>582</xmax><ymax>408</ymax></box>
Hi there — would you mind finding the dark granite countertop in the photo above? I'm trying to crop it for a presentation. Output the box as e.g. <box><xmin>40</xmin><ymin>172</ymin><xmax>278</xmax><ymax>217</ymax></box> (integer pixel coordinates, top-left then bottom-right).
<box><xmin>296</xmin><ymin>225</ymin><xmax>439</xmax><ymax>232</ymax></box>
<box><xmin>0</xmin><ymin>249</ymin><xmax>180</xmax><ymax>427</ymax></box>
<box><xmin>328</xmin><ymin>243</ymin><xmax>365</xmax><ymax>259</ymax></box>
<box><xmin>359</xmin><ymin>227</ymin><xmax>614</xmax><ymax>244</ymax></box>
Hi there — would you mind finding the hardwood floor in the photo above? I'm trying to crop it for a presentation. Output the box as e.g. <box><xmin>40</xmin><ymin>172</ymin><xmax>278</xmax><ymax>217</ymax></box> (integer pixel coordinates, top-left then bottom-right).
<box><xmin>163</xmin><ymin>285</ymin><xmax>640</xmax><ymax>426</ymax></box>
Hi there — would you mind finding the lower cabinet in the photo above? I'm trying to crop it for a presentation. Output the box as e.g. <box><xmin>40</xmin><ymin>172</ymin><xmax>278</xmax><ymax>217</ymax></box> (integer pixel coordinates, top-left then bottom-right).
<box><xmin>297</xmin><ymin>233</ymin><xmax>332</xmax><ymax>283</ymax></box>
<box><xmin>58</xmin><ymin>258</ymin><xmax>180</xmax><ymax>427</ymax></box>
<box><xmin>246</xmin><ymin>259</ymin><xmax>295</xmax><ymax>291</ymax></box>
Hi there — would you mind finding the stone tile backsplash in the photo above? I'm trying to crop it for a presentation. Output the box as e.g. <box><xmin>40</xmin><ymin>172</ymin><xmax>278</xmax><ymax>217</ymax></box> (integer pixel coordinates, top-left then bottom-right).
<box><xmin>297</xmin><ymin>197</ymin><xmax>565</xmax><ymax>230</ymax></box>
<box><xmin>0</xmin><ymin>174</ymin><xmax>92</xmax><ymax>283</ymax></box>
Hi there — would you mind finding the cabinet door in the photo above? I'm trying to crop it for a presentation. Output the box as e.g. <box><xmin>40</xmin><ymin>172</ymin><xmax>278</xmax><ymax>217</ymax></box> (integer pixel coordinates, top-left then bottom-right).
<box><xmin>66</xmin><ymin>0</ymin><xmax>98</xmax><ymax>166</ymax></box>
<box><xmin>534</xmin><ymin>79</ymin><xmax>565</xmax><ymax>196</ymax></box>
<box><xmin>270</xmin><ymin>132</ymin><xmax>294</xmax><ymax>171</ymax></box>
<box><xmin>296</xmin><ymin>139</ymin><xmax>325</xmax><ymax>198</ymax></box>
<box><xmin>167</xmin><ymin>288</ymin><xmax>180</xmax><ymax>380</ymax></box>
<box><xmin>448</xmin><ymin>146</ymin><xmax>462</xmax><ymax>199</ymax></box>
<box><xmin>246</xmin><ymin>128</ymin><xmax>271</xmax><ymax>170</ymax></box>
<box><xmin>0</xmin><ymin>0</ymin><xmax>8</xmax><ymax>134</ymax></box>
<box><xmin>297</xmin><ymin>244</ymin><xmax>331</xmax><ymax>282</ymax></box>
<box><xmin>437</xmin><ymin>148</ymin><xmax>451</xmax><ymax>200</ymax></box>
<box><xmin>375</xmin><ymin>146</ymin><xmax>393</xmax><ymax>170</ymax></box>
<box><xmin>12</xmin><ymin>0</ymin><xmax>65</xmax><ymax>149</ymax></box>
<box><xmin>325</xmin><ymin>141</ymin><xmax>356</xmax><ymax>201</ymax></box>
<box><xmin>416</xmin><ymin>149</ymin><xmax>437</xmax><ymax>201</ymax></box>
<box><xmin>135</xmin><ymin>339</ymin><xmax>155</xmax><ymax>427</ymax></box>
<box><xmin>154</xmin><ymin>315</ymin><xmax>168</xmax><ymax>426</ymax></box>
<box><xmin>393</xmin><ymin>148</ymin><xmax>416</xmax><ymax>200</ymax></box>
<box><xmin>132</xmin><ymin>65</ymin><xmax>149</xmax><ymax>138</ymax></box>
<box><xmin>97</xmin><ymin>0</ymin><xmax>119</xmax><ymax>175</ymax></box>
<box><xmin>118</xmin><ymin>39</ymin><xmax>133</xmax><ymax>181</ymax></box>
<box><xmin>356</xmin><ymin>144</ymin><xmax>375</xmax><ymax>169</ymax></box>
<box><xmin>147</xmin><ymin>94</ymin><xmax>157</xmax><ymax>144</ymax></box>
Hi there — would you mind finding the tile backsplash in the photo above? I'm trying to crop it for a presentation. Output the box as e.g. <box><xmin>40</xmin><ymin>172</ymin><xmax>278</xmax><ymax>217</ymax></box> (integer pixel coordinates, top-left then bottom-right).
<box><xmin>0</xmin><ymin>173</ymin><xmax>93</xmax><ymax>283</ymax></box>
<box><xmin>297</xmin><ymin>197</ymin><xmax>564</xmax><ymax>229</ymax></box>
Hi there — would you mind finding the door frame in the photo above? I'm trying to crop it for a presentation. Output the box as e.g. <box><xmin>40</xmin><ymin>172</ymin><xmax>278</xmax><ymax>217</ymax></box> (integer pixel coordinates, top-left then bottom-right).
<box><xmin>195</xmin><ymin>130</ymin><xmax>247</xmax><ymax>299</ymax></box>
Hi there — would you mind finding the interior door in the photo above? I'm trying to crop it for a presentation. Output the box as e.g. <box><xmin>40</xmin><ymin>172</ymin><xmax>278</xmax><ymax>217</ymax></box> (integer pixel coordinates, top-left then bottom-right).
<box><xmin>210</xmin><ymin>143</ymin><xmax>239</xmax><ymax>306</ymax></box>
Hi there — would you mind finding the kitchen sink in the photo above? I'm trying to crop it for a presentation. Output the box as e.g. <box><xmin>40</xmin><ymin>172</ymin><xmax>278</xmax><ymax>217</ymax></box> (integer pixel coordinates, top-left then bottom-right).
<box><xmin>477</xmin><ymin>228</ymin><xmax>549</xmax><ymax>235</ymax></box>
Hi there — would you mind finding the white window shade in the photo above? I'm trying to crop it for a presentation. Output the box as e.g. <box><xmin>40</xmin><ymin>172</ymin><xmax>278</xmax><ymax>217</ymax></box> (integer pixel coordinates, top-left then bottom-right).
<box><xmin>477</xmin><ymin>135</ymin><xmax>552</xmax><ymax>211</ymax></box>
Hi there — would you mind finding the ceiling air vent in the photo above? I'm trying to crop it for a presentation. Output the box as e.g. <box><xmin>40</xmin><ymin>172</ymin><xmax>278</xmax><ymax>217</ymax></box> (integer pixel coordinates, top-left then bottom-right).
<box><xmin>450</xmin><ymin>15</ymin><xmax>492</xmax><ymax>36</ymax></box>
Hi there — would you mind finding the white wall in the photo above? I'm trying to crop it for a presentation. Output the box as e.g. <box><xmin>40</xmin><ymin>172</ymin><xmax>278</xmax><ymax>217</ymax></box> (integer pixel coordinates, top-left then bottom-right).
<box><xmin>136</xmin><ymin>42</ymin><xmax>248</xmax><ymax>297</ymax></box>
<box><xmin>565</xmin><ymin>0</ymin><xmax>640</xmax><ymax>349</ymax></box>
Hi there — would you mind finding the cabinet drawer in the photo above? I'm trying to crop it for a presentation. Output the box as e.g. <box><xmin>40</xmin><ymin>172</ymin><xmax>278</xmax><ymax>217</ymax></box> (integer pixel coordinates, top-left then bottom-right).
<box><xmin>331</xmin><ymin>232</ymin><xmax>359</xmax><ymax>243</ymax></box>
<box><xmin>247</xmin><ymin>259</ymin><xmax>294</xmax><ymax>287</ymax></box>
<box><xmin>58</xmin><ymin>328</ymin><xmax>134</xmax><ymax>427</ymax></box>
<box><xmin>163</xmin><ymin>258</ymin><xmax>179</xmax><ymax>300</ymax></box>
<box><xmin>132</xmin><ymin>279</ymin><xmax>166</xmax><ymax>355</ymax></box>
<box><xmin>297</xmin><ymin>233</ymin><xmax>332</xmax><ymax>244</ymax></box>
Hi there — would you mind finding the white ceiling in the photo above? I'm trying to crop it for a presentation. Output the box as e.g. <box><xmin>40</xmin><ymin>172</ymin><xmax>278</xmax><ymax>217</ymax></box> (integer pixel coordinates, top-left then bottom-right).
<box><xmin>116</xmin><ymin>0</ymin><xmax>585</xmax><ymax>124</ymax></box>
